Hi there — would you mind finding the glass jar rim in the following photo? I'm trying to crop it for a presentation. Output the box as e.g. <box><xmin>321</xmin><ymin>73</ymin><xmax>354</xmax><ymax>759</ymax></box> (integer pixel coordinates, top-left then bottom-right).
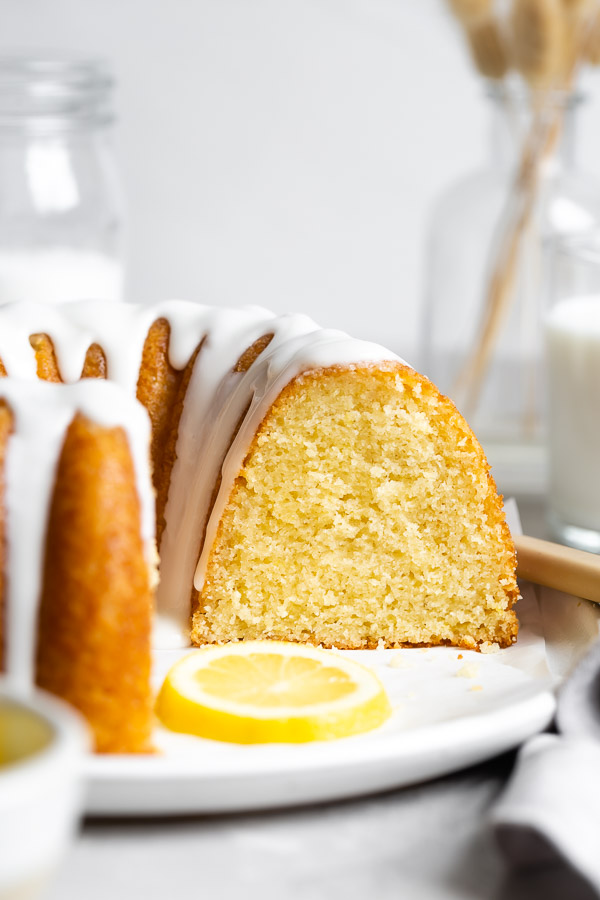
<box><xmin>0</xmin><ymin>53</ymin><xmax>115</xmax><ymax>131</ymax></box>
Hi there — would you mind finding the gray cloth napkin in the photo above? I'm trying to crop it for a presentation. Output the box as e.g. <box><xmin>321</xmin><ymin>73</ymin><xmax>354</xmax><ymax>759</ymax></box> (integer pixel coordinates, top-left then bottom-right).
<box><xmin>491</xmin><ymin>639</ymin><xmax>600</xmax><ymax>897</ymax></box>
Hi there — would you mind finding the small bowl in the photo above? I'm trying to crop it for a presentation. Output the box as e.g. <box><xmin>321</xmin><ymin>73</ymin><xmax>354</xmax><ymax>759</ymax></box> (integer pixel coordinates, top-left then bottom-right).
<box><xmin>0</xmin><ymin>682</ymin><xmax>89</xmax><ymax>900</ymax></box>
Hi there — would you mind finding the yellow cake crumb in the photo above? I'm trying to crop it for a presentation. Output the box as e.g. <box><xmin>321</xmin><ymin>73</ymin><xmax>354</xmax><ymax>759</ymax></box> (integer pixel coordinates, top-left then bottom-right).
<box><xmin>192</xmin><ymin>365</ymin><xmax>519</xmax><ymax>651</ymax></box>
<box><xmin>456</xmin><ymin>663</ymin><xmax>480</xmax><ymax>679</ymax></box>
<box><xmin>388</xmin><ymin>653</ymin><xmax>411</xmax><ymax>669</ymax></box>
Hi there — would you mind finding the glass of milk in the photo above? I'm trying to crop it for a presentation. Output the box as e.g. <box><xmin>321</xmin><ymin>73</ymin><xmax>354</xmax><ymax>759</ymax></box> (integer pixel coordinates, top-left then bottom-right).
<box><xmin>546</xmin><ymin>233</ymin><xmax>600</xmax><ymax>552</ymax></box>
<box><xmin>0</xmin><ymin>55</ymin><xmax>124</xmax><ymax>304</ymax></box>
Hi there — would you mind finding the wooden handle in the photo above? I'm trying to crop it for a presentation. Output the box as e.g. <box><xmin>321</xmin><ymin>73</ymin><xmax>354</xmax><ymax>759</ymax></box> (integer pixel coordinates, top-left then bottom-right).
<box><xmin>514</xmin><ymin>534</ymin><xmax>600</xmax><ymax>604</ymax></box>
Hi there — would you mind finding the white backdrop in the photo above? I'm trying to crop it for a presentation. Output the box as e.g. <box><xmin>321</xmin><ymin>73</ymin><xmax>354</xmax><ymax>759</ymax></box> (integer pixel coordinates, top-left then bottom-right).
<box><xmin>3</xmin><ymin>0</ymin><xmax>600</xmax><ymax>360</ymax></box>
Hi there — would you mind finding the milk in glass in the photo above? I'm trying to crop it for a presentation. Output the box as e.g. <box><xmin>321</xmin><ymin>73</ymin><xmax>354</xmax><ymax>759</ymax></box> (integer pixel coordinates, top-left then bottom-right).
<box><xmin>0</xmin><ymin>249</ymin><xmax>123</xmax><ymax>305</ymax></box>
<box><xmin>546</xmin><ymin>296</ymin><xmax>600</xmax><ymax>549</ymax></box>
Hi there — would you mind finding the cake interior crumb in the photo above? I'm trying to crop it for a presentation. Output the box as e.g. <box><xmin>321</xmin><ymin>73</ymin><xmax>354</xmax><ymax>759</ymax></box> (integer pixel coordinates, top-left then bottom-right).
<box><xmin>192</xmin><ymin>366</ymin><xmax>518</xmax><ymax>650</ymax></box>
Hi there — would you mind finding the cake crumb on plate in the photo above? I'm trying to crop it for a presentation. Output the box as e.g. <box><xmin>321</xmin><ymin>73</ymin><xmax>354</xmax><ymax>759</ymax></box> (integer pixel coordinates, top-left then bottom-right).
<box><xmin>456</xmin><ymin>663</ymin><xmax>480</xmax><ymax>679</ymax></box>
<box><xmin>480</xmin><ymin>642</ymin><xmax>500</xmax><ymax>654</ymax></box>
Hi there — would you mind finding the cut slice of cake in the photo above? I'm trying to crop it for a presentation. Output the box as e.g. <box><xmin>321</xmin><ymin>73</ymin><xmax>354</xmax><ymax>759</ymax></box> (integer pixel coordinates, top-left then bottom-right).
<box><xmin>192</xmin><ymin>363</ymin><xmax>519</xmax><ymax>651</ymax></box>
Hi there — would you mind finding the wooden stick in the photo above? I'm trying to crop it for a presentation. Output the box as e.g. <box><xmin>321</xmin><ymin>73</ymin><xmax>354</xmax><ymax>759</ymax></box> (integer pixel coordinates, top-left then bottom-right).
<box><xmin>514</xmin><ymin>534</ymin><xmax>600</xmax><ymax>604</ymax></box>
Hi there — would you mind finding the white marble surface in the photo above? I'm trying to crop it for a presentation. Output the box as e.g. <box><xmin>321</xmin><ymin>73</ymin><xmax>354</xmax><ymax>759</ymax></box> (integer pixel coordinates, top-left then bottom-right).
<box><xmin>47</xmin><ymin>496</ymin><xmax>595</xmax><ymax>900</ymax></box>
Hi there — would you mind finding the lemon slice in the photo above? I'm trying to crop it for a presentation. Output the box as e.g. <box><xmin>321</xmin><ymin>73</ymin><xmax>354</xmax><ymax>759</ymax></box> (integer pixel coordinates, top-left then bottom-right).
<box><xmin>156</xmin><ymin>641</ymin><xmax>392</xmax><ymax>744</ymax></box>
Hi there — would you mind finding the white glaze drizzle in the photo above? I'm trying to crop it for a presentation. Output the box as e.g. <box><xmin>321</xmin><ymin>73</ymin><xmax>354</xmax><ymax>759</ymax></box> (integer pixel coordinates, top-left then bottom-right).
<box><xmin>1</xmin><ymin>379</ymin><xmax>154</xmax><ymax>689</ymax></box>
<box><xmin>156</xmin><ymin>309</ymin><xmax>320</xmax><ymax>645</ymax></box>
<box><xmin>0</xmin><ymin>300</ymin><xmax>405</xmax><ymax>649</ymax></box>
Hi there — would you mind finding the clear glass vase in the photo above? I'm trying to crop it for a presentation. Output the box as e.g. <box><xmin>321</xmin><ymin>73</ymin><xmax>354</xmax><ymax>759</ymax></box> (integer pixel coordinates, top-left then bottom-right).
<box><xmin>0</xmin><ymin>55</ymin><xmax>125</xmax><ymax>304</ymax></box>
<box><xmin>420</xmin><ymin>83</ymin><xmax>600</xmax><ymax>494</ymax></box>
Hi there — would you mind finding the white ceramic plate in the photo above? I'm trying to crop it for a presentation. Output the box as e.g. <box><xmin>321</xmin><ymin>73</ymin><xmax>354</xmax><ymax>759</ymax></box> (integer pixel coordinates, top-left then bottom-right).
<box><xmin>84</xmin><ymin>583</ymin><xmax>559</xmax><ymax>816</ymax></box>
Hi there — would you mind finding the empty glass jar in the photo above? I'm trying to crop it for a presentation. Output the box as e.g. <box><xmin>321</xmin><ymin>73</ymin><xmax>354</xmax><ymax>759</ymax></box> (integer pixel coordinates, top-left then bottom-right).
<box><xmin>0</xmin><ymin>55</ymin><xmax>124</xmax><ymax>304</ymax></box>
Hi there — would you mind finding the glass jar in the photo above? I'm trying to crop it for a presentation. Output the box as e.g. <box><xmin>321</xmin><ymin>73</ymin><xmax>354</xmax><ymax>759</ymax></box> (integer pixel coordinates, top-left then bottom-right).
<box><xmin>0</xmin><ymin>55</ymin><xmax>124</xmax><ymax>304</ymax></box>
<box><xmin>546</xmin><ymin>232</ymin><xmax>600</xmax><ymax>552</ymax></box>
<box><xmin>420</xmin><ymin>83</ymin><xmax>600</xmax><ymax>494</ymax></box>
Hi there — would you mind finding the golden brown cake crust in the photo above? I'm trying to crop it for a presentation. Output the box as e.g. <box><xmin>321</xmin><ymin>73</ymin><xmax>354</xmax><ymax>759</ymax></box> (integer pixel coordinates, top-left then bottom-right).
<box><xmin>29</xmin><ymin>333</ymin><xmax>62</xmax><ymax>382</ymax></box>
<box><xmin>81</xmin><ymin>343</ymin><xmax>108</xmax><ymax>379</ymax></box>
<box><xmin>0</xmin><ymin>402</ymin><xmax>12</xmax><ymax>672</ymax></box>
<box><xmin>35</xmin><ymin>413</ymin><xmax>154</xmax><ymax>753</ymax></box>
<box><xmin>135</xmin><ymin>318</ymin><xmax>186</xmax><ymax>546</ymax></box>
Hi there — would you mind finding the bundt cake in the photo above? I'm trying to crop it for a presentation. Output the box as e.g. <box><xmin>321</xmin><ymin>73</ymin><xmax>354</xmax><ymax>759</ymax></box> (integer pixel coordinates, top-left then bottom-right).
<box><xmin>0</xmin><ymin>300</ymin><xmax>519</xmax><ymax>750</ymax></box>
<box><xmin>0</xmin><ymin>379</ymin><xmax>155</xmax><ymax>753</ymax></box>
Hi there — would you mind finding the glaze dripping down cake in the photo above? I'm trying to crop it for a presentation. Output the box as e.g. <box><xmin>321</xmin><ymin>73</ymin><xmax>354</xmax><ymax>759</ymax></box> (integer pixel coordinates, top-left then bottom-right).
<box><xmin>0</xmin><ymin>300</ymin><xmax>519</xmax><ymax>750</ymax></box>
<box><xmin>0</xmin><ymin>379</ymin><xmax>155</xmax><ymax>752</ymax></box>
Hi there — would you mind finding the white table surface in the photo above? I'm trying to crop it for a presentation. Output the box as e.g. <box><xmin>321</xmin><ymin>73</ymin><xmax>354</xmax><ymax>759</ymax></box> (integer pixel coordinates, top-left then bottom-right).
<box><xmin>48</xmin><ymin>496</ymin><xmax>596</xmax><ymax>900</ymax></box>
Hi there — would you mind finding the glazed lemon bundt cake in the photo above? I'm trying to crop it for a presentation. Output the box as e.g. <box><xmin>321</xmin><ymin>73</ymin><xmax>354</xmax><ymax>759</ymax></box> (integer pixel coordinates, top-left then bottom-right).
<box><xmin>0</xmin><ymin>300</ymin><xmax>519</xmax><ymax>751</ymax></box>
<box><xmin>0</xmin><ymin>379</ymin><xmax>155</xmax><ymax>753</ymax></box>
